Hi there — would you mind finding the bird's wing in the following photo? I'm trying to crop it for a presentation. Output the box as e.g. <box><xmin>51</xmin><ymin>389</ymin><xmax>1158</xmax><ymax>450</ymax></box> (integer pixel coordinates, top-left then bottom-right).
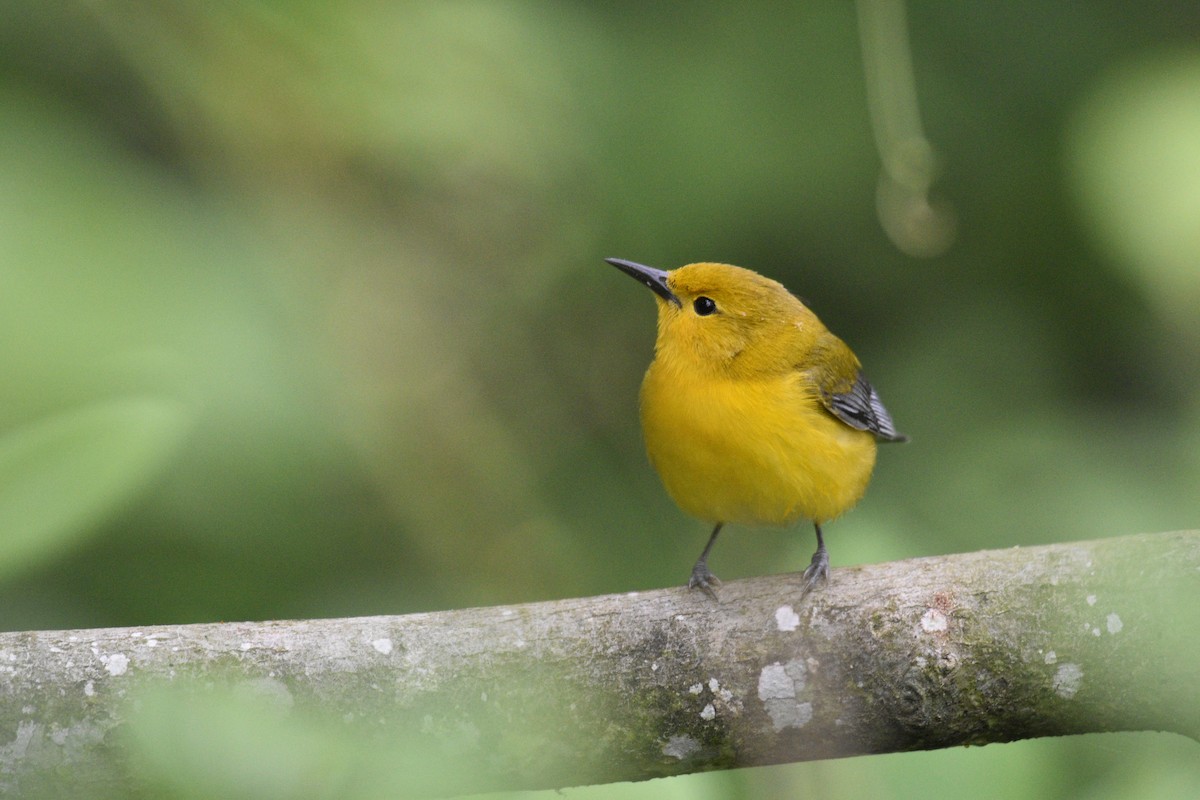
<box><xmin>821</xmin><ymin>371</ymin><xmax>907</xmax><ymax>442</ymax></box>
<box><xmin>806</xmin><ymin>337</ymin><xmax>908</xmax><ymax>443</ymax></box>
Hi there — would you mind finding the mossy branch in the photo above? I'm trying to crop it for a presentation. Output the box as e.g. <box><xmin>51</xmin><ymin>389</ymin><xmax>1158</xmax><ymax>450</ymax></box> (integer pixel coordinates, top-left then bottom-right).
<box><xmin>2</xmin><ymin>531</ymin><xmax>1198</xmax><ymax>797</ymax></box>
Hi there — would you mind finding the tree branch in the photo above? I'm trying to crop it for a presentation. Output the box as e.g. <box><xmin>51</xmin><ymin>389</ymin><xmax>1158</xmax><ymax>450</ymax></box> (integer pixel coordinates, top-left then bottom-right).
<box><xmin>2</xmin><ymin>531</ymin><xmax>1198</xmax><ymax>797</ymax></box>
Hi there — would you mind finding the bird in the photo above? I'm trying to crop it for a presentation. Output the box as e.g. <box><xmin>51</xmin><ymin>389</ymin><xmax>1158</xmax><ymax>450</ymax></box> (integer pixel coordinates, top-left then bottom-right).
<box><xmin>606</xmin><ymin>257</ymin><xmax>906</xmax><ymax>599</ymax></box>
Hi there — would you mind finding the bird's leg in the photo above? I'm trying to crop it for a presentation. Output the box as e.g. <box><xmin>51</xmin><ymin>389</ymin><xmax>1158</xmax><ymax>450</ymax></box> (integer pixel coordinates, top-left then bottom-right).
<box><xmin>688</xmin><ymin>522</ymin><xmax>724</xmax><ymax>599</ymax></box>
<box><xmin>800</xmin><ymin>522</ymin><xmax>829</xmax><ymax>597</ymax></box>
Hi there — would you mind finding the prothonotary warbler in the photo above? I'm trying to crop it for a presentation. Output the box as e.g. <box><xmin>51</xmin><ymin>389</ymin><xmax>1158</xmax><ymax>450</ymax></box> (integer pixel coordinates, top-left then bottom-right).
<box><xmin>607</xmin><ymin>258</ymin><xmax>906</xmax><ymax>599</ymax></box>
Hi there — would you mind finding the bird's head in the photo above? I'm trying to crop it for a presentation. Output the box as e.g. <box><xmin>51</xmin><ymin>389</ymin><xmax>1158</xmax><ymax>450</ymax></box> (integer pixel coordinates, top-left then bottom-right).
<box><xmin>606</xmin><ymin>259</ymin><xmax>823</xmax><ymax>378</ymax></box>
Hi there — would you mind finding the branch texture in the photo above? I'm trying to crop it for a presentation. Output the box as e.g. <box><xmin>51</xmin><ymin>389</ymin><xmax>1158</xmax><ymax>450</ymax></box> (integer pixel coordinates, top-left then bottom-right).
<box><xmin>2</xmin><ymin>531</ymin><xmax>1198</xmax><ymax>796</ymax></box>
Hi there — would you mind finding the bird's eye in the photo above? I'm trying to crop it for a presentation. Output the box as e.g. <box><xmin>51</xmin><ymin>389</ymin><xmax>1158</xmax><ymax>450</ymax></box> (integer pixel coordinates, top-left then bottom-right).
<box><xmin>693</xmin><ymin>297</ymin><xmax>717</xmax><ymax>316</ymax></box>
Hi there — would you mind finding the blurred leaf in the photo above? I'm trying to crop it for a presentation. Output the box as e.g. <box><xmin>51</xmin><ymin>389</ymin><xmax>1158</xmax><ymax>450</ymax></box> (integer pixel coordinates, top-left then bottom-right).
<box><xmin>126</xmin><ymin>681</ymin><xmax>358</xmax><ymax>800</ymax></box>
<box><xmin>1066</xmin><ymin>50</ymin><xmax>1200</xmax><ymax>331</ymax></box>
<box><xmin>124</xmin><ymin>676</ymin><xmax>521</xmax><ymax>799</ymax></box>
<box><xmin>0</xmin><ymin>397</ymin><xmax>190</xmax><ymax>580</ymax></box>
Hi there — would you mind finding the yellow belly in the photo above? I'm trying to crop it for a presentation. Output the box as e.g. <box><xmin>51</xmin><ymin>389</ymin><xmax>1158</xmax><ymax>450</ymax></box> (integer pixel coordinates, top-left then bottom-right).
<box><xmin>640</xmin><ymin>365</ymin><xmax>877</xmax><ymax>526</ymax></box>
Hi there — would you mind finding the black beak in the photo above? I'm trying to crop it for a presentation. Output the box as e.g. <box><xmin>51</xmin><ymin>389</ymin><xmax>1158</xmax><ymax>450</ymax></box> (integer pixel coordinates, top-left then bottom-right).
<box><xmin>605</xmin><ymin>258</ymin><xmax>681</xmax><ymax>307</ymax></box>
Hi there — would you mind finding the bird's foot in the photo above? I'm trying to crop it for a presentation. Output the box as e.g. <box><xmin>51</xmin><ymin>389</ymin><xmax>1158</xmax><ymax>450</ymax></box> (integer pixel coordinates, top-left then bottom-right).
<box><xmin>800</xmin><ymin>546</ymin><xmax>829</xmax><ymax>598</ymax></box>
<box><xmin>688</xmin><ymin>562</ymin><xmax>722</xmax><ymax>600</ymax></box>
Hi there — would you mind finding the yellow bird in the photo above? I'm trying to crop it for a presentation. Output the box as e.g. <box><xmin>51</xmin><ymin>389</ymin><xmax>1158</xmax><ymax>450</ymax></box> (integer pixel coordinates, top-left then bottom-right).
<box><xmin>607</xmin><ymin>258</ymin><xmax>906</xmax><ymax>598</ymax></box>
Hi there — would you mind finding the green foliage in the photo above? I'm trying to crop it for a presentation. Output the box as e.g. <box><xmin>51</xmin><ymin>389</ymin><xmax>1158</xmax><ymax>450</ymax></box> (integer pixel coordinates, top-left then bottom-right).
<box><xmin>0</xmin><ymin>399</ymin><xmax>189</xmax><ymax>580</ymax></box>
<box><xmin>1</xmin><ymin>1</ymin><xmax>1197</xmax><ymax>797</ymax></box>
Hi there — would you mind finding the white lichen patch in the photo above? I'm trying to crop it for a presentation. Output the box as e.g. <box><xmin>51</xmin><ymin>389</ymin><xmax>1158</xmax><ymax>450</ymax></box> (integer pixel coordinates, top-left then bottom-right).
<box><xmin>1091</xmin><ymin>627</ymin><xmax>1101</xmax><ymax>637</ymax></box>
<box><xmin>1086</xmin><ymin>594</ymin><xmax>1097</xmax><ymax>606</ymax></box>
<box><xmin>83</xmin><ymin>680</ymin><xmax>95</xmax><ymax>697</ymax></box>
<box><xmin>103</xmin><ymin>653</ymin><xmax>129</xmax><ymax>677</ymax></box>
<box><xmin>372</xmin><ymin>638</ymin><xmax>394</xmax><ymax>655</ymax></box>
<box><xmin>757</xmin><ymin>660</ymin><xmax>812</xmax><ymax>731</ymax></box>
<box><xmin>1044</xmin><ymin>650</ymin><xmax>1057</xmax><ymax>665</ymax></box>
<box><xmin>1053</xmin><ymin>663</ymin><xmax>1083</xmax><ymax>699</ymax></box>
<box><xmin>688</xmin><ymin>683</ymin><xmax>704</xmax><ymax>695</ymax></box>
<box><xmin>708</xmin><ymin>678</ymin><xmax>720</xmax><ymax>693</ymax></box>
<box><xmin>662</xmin><ymin>734</ymin><xmax>700</xmax><ymax>760</ymax></box>
<box><xmin>1106</xmin><ymin>613</ymin><xmax>1123</xmax><ymax>634</ymax></box>
<box><xmin>700</xmin><ymin>703</ymin><xmax>716</xmax><ymax>721</ymax></box>
<box><xmin>920</xmin><ymin>608</ymin><xmax>949</xmax><ymax>633</ymax></box>
<box><xmin>774</xmin><ymin>605</ymin><xmax>800</xmax><ymax>631</ymax></box>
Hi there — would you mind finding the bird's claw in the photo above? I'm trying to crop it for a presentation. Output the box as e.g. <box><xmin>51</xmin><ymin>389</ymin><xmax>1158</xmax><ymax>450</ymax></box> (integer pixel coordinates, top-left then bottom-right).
<box><xmin>688</xmin><ymin>564</ymin><xmax>722</xmax><ymax>600</ymax></box>
<box><xmin>800</xmin><ymin>548</ymin><xmax>829</xmax><ymax>598</ymax></box>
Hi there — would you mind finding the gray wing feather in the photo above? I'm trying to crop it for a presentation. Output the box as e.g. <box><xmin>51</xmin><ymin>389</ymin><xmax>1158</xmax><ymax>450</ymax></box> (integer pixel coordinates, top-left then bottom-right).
<box><xmin>824</xmin><ymin>372</ymin><xmax>908</xmax><ymax>442</ymax></box>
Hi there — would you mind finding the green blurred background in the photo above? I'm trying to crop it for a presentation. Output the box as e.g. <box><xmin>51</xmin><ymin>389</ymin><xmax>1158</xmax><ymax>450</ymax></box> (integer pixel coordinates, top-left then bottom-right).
<box><xmin>2</xmin><ymin>1</ymin><xmax>1198</xmax><ymax>798</ymax></box>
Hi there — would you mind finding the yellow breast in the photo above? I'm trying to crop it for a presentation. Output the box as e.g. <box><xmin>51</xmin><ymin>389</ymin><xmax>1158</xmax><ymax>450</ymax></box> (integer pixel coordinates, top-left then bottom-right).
<box><xmin>640</xmin><ymin>360</ymin><xmax>877</xmax><ymax>526</ymax></box>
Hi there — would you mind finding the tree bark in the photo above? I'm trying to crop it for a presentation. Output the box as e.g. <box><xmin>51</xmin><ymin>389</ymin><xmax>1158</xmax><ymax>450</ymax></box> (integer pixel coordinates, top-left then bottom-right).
<box><xmin>2</xmin><ymin>531</ymin><xmax>1198</xmax><ymax>797</ymax></box>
